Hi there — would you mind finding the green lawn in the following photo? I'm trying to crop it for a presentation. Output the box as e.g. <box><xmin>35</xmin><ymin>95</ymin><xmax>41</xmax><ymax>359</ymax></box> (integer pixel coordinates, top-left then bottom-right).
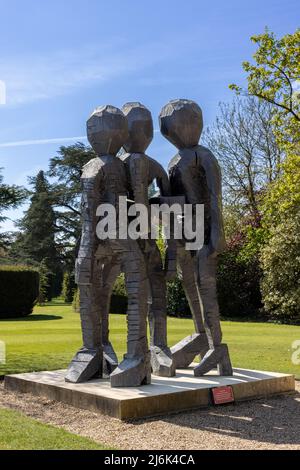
<box><xmin>0</xmin><ymin>299</ymin><xmax>300</xmax><ymax>378</ymax></box>
<box><xmin>0</xmin><ymin>408</ymin><xmax>108</xmax><ymax>450</ymax></box>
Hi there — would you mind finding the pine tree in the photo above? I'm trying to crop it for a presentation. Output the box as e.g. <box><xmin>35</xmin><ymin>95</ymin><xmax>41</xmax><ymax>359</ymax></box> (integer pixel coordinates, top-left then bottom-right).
<box><xmin>0</xmin><ymin>168</ymin><xmax>27</xmax><ymax>249</ymax></box>
<box><xmin>11</xmin><ymin>171</ymin><xmax>62</xmax><ymax>300</ymax></box>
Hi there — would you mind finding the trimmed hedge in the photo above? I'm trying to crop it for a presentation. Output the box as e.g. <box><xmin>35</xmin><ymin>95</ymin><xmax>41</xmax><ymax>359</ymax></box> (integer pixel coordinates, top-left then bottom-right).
<box><xmin>0</xmin><ymin>265</ymin><xmax>39</xmax><ymax>318</ymax></box>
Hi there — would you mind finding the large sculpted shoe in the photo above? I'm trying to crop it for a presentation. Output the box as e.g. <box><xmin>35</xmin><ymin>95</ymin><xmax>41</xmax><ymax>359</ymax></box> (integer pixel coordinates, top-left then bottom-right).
<box><xmin>171</xmin><ymin>333</ymin><xmax>209</xmax><ymax>369</ymax></box>
<box><xmin>65</xmin><ymin>347</ymin><xmax>102</xmax><ymax>383</ymax></box>
<box><xmin>193</xmin><ymin>343</ymin><xmax>233</xmax><ymax>376</ymax></box>
<box><xmin>150</xmin><ymin>345</ymin><xmax>176</xmax><ymax>377</ymax></box>
<box><xmin>110</xmin><ymin>353</ymin><xmax>151</xmax><ymax>387</ymax></box>
<box><xmin>103</xmin><ymin>342</ymin><xmax>118</xmax><ymax>378</ymax></box>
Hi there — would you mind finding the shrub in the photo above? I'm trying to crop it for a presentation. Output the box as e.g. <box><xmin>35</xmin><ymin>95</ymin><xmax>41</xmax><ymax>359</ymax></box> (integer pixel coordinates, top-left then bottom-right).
<box><xmin>0</xmin><ymin>265</ymin><xmax>39</xmax><ymax>318</ymax></box>
<box><xmin>260</xmin><ymin>213</ymin><xmax>300</xmax><ymax>323</ymax></box>
<box><xmin>62</xmin><ymin>271</ymin><xmax>76</xmax><ymax>303</ymax></box>
<box><xmin>166</xmin><ymin>277</ymin><xmax>190</xmax><ymax>317</ymax></box>
<box><xmin>110</xmin><ymin>273</ymin><xmax>191</xmax><ymax>316</ymax></box>
<box><xmin>110</xmin><ymin>274</ymin><xmax>127</xmax><ymax>314</ymax></box>
<box><xmin>72</xmin><ymin>275</ymin><xmax>128</xmax><ymax>315</ymax></box>
<box><xmin>37</xmin><ymin>259</ymin><xmax>50</xmax><ymax>305</ymax></box>
<box><xmin>217</xmin><ymin>244</ymin><xmax>262</xmax><ymax>318</ymax></box>
<box><xmin>112</xmin><ymin>273</ymin><xmax>126</xmax><ymax>297</ymax></box>
<box><xmin>259</xmin><ymin>152</ymin><xmax>300</xmax><ymax>323</ymax></box>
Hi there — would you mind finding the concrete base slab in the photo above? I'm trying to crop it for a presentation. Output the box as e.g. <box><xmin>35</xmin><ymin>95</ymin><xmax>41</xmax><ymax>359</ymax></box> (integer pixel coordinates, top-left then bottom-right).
<box><xmin>4</xmin><ymin>366</ymin><xmax>295</xmax><ymax>420</ymax></box>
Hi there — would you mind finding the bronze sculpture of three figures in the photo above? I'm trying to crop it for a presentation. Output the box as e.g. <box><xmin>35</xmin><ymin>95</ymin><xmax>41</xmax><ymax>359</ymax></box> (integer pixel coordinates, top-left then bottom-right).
<box><xmin>66</xmin><ymin>99</ymin><xmax>233</xmax><ymax>387</ymax></box>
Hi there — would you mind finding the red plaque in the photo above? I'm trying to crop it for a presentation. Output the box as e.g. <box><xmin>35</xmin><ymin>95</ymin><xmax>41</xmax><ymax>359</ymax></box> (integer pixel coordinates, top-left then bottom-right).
<box><xmin>212</xmin><ymin>385</ymin><xmax>234</xmax><ymax>405</ymax></box>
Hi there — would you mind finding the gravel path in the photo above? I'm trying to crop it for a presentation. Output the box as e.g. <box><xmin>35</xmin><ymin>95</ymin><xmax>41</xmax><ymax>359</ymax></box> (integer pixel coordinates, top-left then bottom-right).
<box><xmin>0</xmin><ymin>381</ymin><xmax>299</xmax><ymax>450</ymax></box>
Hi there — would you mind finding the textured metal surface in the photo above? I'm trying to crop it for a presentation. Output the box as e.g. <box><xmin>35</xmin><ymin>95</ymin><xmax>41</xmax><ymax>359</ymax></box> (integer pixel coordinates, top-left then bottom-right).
<box><xmin>121</xmin><ymin>102</ymin><xmax>175</xmax><ymax>377</ymax></box>
<box><xmin>122</xmin><ymin>101</ymin><xmax>153</xmax><ymax>153</ymax></box>
<box><xmin>160</xmin><ymin>98</ymin><xmax>233</xmax><ymax>376</ymax></box>
<box><xmin>67</xmin><ymin>105</ymin><xmax>151</xmax><ymax>386</ymax></box>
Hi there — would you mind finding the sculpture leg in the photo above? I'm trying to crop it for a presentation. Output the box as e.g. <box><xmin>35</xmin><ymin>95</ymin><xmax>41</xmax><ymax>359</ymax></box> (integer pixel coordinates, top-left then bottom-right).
<box><xmin>194</xmin><ymin>246</ymin><xmax>233</xmax><ymax>376</ymax></box>
<box><xmin>147</xmin><ymin>240</ymin><xmax>175</xmax><ymax>377</ymax></box>
<box><xmin>100</xmin><ymin>260</ymin><xmax>121</xmax><ymax>377</ymax></box>
<box><xmin>170</xmin><ymin>246</ymin><xmax>209</xmax><ymax>368</ymax></box>
<box><xmin>110</xmin><ymin>241</ymin><xmax>151</xmax><ymax>387</ymax></box>
<box><xmin>65</xmin><ymin>260</ymin><xmax>103</xmax><ymax>383</ymax></box>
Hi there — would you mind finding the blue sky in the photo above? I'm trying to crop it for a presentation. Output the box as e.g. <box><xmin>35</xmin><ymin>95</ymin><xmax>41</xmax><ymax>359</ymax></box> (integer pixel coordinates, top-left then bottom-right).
<box><xmin>0</xmin><ymin>0</ymin><xmax>299</xmax><ymax>230</ymax></box>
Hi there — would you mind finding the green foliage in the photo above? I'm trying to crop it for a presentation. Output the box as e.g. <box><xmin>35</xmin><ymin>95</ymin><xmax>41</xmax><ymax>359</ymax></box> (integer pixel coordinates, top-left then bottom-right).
<box><xmin>10</xmin><ymin>171</ymin><xmax>62</xmax><ymax>300</ymax></box>
<box><xmin>217</xmin><ymin>243</ymin><xmax>262</xmax><ymax>318</ymax></box>
<box><xmin>111</xmin><ymin>274</ymin><xmax>127</xmax><ymax>314</ymax></box>
<box><xmin>260</xmin><ymin>152</ymin><xmax>300</xmax><ymax>322</ymax></box>
<box><xmin>48</xmin><ymin>143</ymin><xmax>96</xmax><ymax>267</ymax></box>
<box><xmin>230</xmin><ymin>29</ymin><xmax>300</xmax><ymax>120</ymax></box>
<box><xmin>228</xmin><ymin>28</ymin><xmax>300</xmax><ymax>322</ymax></box>
<box><xmin>0</xmin><ymin>265</ymin><xmax>39</xmax><ymax>318</ymax></box>
<box><xmin>0</xmin><ymin>409</ymin><xmax>109</xmax><ymax>450</ymax></box>
<box><xmin>37</xmin><ymin>259</ymin><xmax>51</xmax><ymax>306</ymax></box>
<box><xmin>261</xmin><ymin>152</ymin><xmax>300</xmax><ymax>227</ymax></box>
<box><xmin>261</xmin><ymin>214</ymin><xmax>300</xmax><ymax>323</ymax></box>
<box><xmin>166</xmin><ymin>277</ymin><xmax>190</xmax><ymax>318</ymax></box>
<box><xmin>230</xmin><ymin>28</ymin><xmax>300</xmax><ymax>152</ymax></box>
<box><xmin>62</xmin><ymin>271</ymin><xmax>76</xmax><ymax>303</ymax></box>
<box><xmin>0</xmin><ymin>168</ymin><xmax>27</xmax><ymax>248</ymax></box>
<box><xmin>72</xmin><ymin>275</ymin><xmax>128</xmax><ymax>314</ymax></box>
<box><xmin>112</xmin><ymin>273</ymin><xmax>126</xmax><ymax>296</ymax></box>
<box><xmin>110</xmin><ymin>265</ymin><xmax>191</xmax><ymax>318</ymax></box>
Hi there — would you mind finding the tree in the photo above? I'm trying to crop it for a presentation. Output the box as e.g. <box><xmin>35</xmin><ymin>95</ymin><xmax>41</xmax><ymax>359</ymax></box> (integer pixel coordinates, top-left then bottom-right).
<box><xmin>227</xmin><ymin>28</ymin><xmax>300</xmax><ymax>322</ymax></box>
<box><xmin>230</xmin><ymin>29</ymin><xmax>300</xmax><ymax>151</ymax></box>
<box><xmin>202</xmin><ymin>96</ymin><xmax>283</xmax><ymax>217</ymax></box>
<box><xmin>260</xmin><ymin>151</ymin><xmax>300</xmax><ymax>322</ymax></box>
<box><xmin>47</xmin><ymin>143</ymin><xmax>95</xmax><ymax>267</ymax></box>
<box><xmin>230</xmin><ymin>29</ymin><xmax>300</xmax><ymax>120</ymax></box>
<box><xmin>11</xmin><ymin>171</ymin><xmax>61</xmax><ymax>299</ymax></box>
<box><xmin>201</xmin><ymin>96</ymin><xmax>281</xmax><ymax>317</ymax></box>
<box><xmin>0</xmin><ymin>168</ymin><xmax>27</xmax><ymax>249</ymax></box>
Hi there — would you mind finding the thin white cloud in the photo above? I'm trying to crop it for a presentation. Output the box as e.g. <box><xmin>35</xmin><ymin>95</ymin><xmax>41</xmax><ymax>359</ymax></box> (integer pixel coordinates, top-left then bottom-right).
<box><xmin>0</xmin><ymin>40</ymin><xmax>180</xmax><ymax>107</ymax></box>
<box><xmin>0</xmin><ymin>132</ymin><xmax>163</xmax><ymax>148</ymax></box>
<box><xmin>0</xmin><ymin>136</ymin><xmax>87</xmax><ymax>148</ymax></box>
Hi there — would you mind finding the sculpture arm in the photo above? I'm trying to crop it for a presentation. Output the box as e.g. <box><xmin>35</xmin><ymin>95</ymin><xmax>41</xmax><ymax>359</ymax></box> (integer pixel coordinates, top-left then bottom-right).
<box><xmin>199</xmin><ymin>148</ymin><xmax>226</xmax><ymax>256</ymax></box>
<box><xmin>150</xmin><ymin>159</ymin><xmax>177</xmax><ymax>279</ymax></box>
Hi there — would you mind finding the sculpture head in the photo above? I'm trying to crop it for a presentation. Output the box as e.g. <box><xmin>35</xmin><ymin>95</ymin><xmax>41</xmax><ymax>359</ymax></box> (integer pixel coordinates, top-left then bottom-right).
<box><xmin>87</xmin><ymin>105</ymin><xmax>128</xmax><ymax>156</ymax></box>
<box><xmin>121</xmin><ymin>102</ymin><xmax>153</xmax><ymax>153</ymax></box>
<box><xmin>159</xmin><ymin>99</ymin><xmax>203</xmax><ymax>150</ymax></box>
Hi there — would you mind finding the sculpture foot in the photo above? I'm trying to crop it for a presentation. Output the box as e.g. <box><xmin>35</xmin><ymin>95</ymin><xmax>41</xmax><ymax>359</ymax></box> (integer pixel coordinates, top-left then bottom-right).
<box><xmin>103</xmin><ymin>342</ymin><xmax>118</xmax><ymax>378</ymax></box>
<box><xmin>65</xmin><ymin>348</ymin><xmax>102</xmax><ymax>383</ymax></box>
<box><xmin>110</xmin><ymin>353</ymin><xmax>151</xmax><ymax>387</ymax></box>
<box><xmin>171</xmin><ymin>333</ymin><xmax>209</xmax><ymax>368</ymax></box>
<box><xmin>193</xmin><ymin>343</ymin><xmax>233</xmax><ymax>377</ymax></box>
<box><xmin>150</xmin><ymin>345</ymin><xmax>176</xmax><ymax>377</ymax></box>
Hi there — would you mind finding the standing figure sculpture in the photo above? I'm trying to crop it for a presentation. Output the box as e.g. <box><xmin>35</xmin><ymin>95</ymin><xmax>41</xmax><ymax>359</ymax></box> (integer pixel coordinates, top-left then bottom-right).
<box><xmin>120</xmin><ymin>102</ymin><xmax>175</xmax><ymax>377</ymax></box>
<box><xmin>66</xmin><ymin>105</ymin><xmax>151</xmax><ymax>387</ymax></box>
<box><xmin>159</xmin><ymin>99</ymin><xmax>233</xmax><ymax>376</ymax></box>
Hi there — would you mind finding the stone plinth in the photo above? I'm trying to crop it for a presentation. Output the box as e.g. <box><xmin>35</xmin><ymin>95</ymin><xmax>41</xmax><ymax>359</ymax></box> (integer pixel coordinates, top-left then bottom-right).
<box><xmin>4</xmin><ymin>366</ymin><xmax>295</xmax><ymax>421</ymax></box>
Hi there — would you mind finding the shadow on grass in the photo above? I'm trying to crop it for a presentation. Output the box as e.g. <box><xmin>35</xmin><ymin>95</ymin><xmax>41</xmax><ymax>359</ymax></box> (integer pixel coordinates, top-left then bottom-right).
<box><xmin>0</xmin><ymin>315</ymin><xmax>63</xmax><ymax>322</ymax></box>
